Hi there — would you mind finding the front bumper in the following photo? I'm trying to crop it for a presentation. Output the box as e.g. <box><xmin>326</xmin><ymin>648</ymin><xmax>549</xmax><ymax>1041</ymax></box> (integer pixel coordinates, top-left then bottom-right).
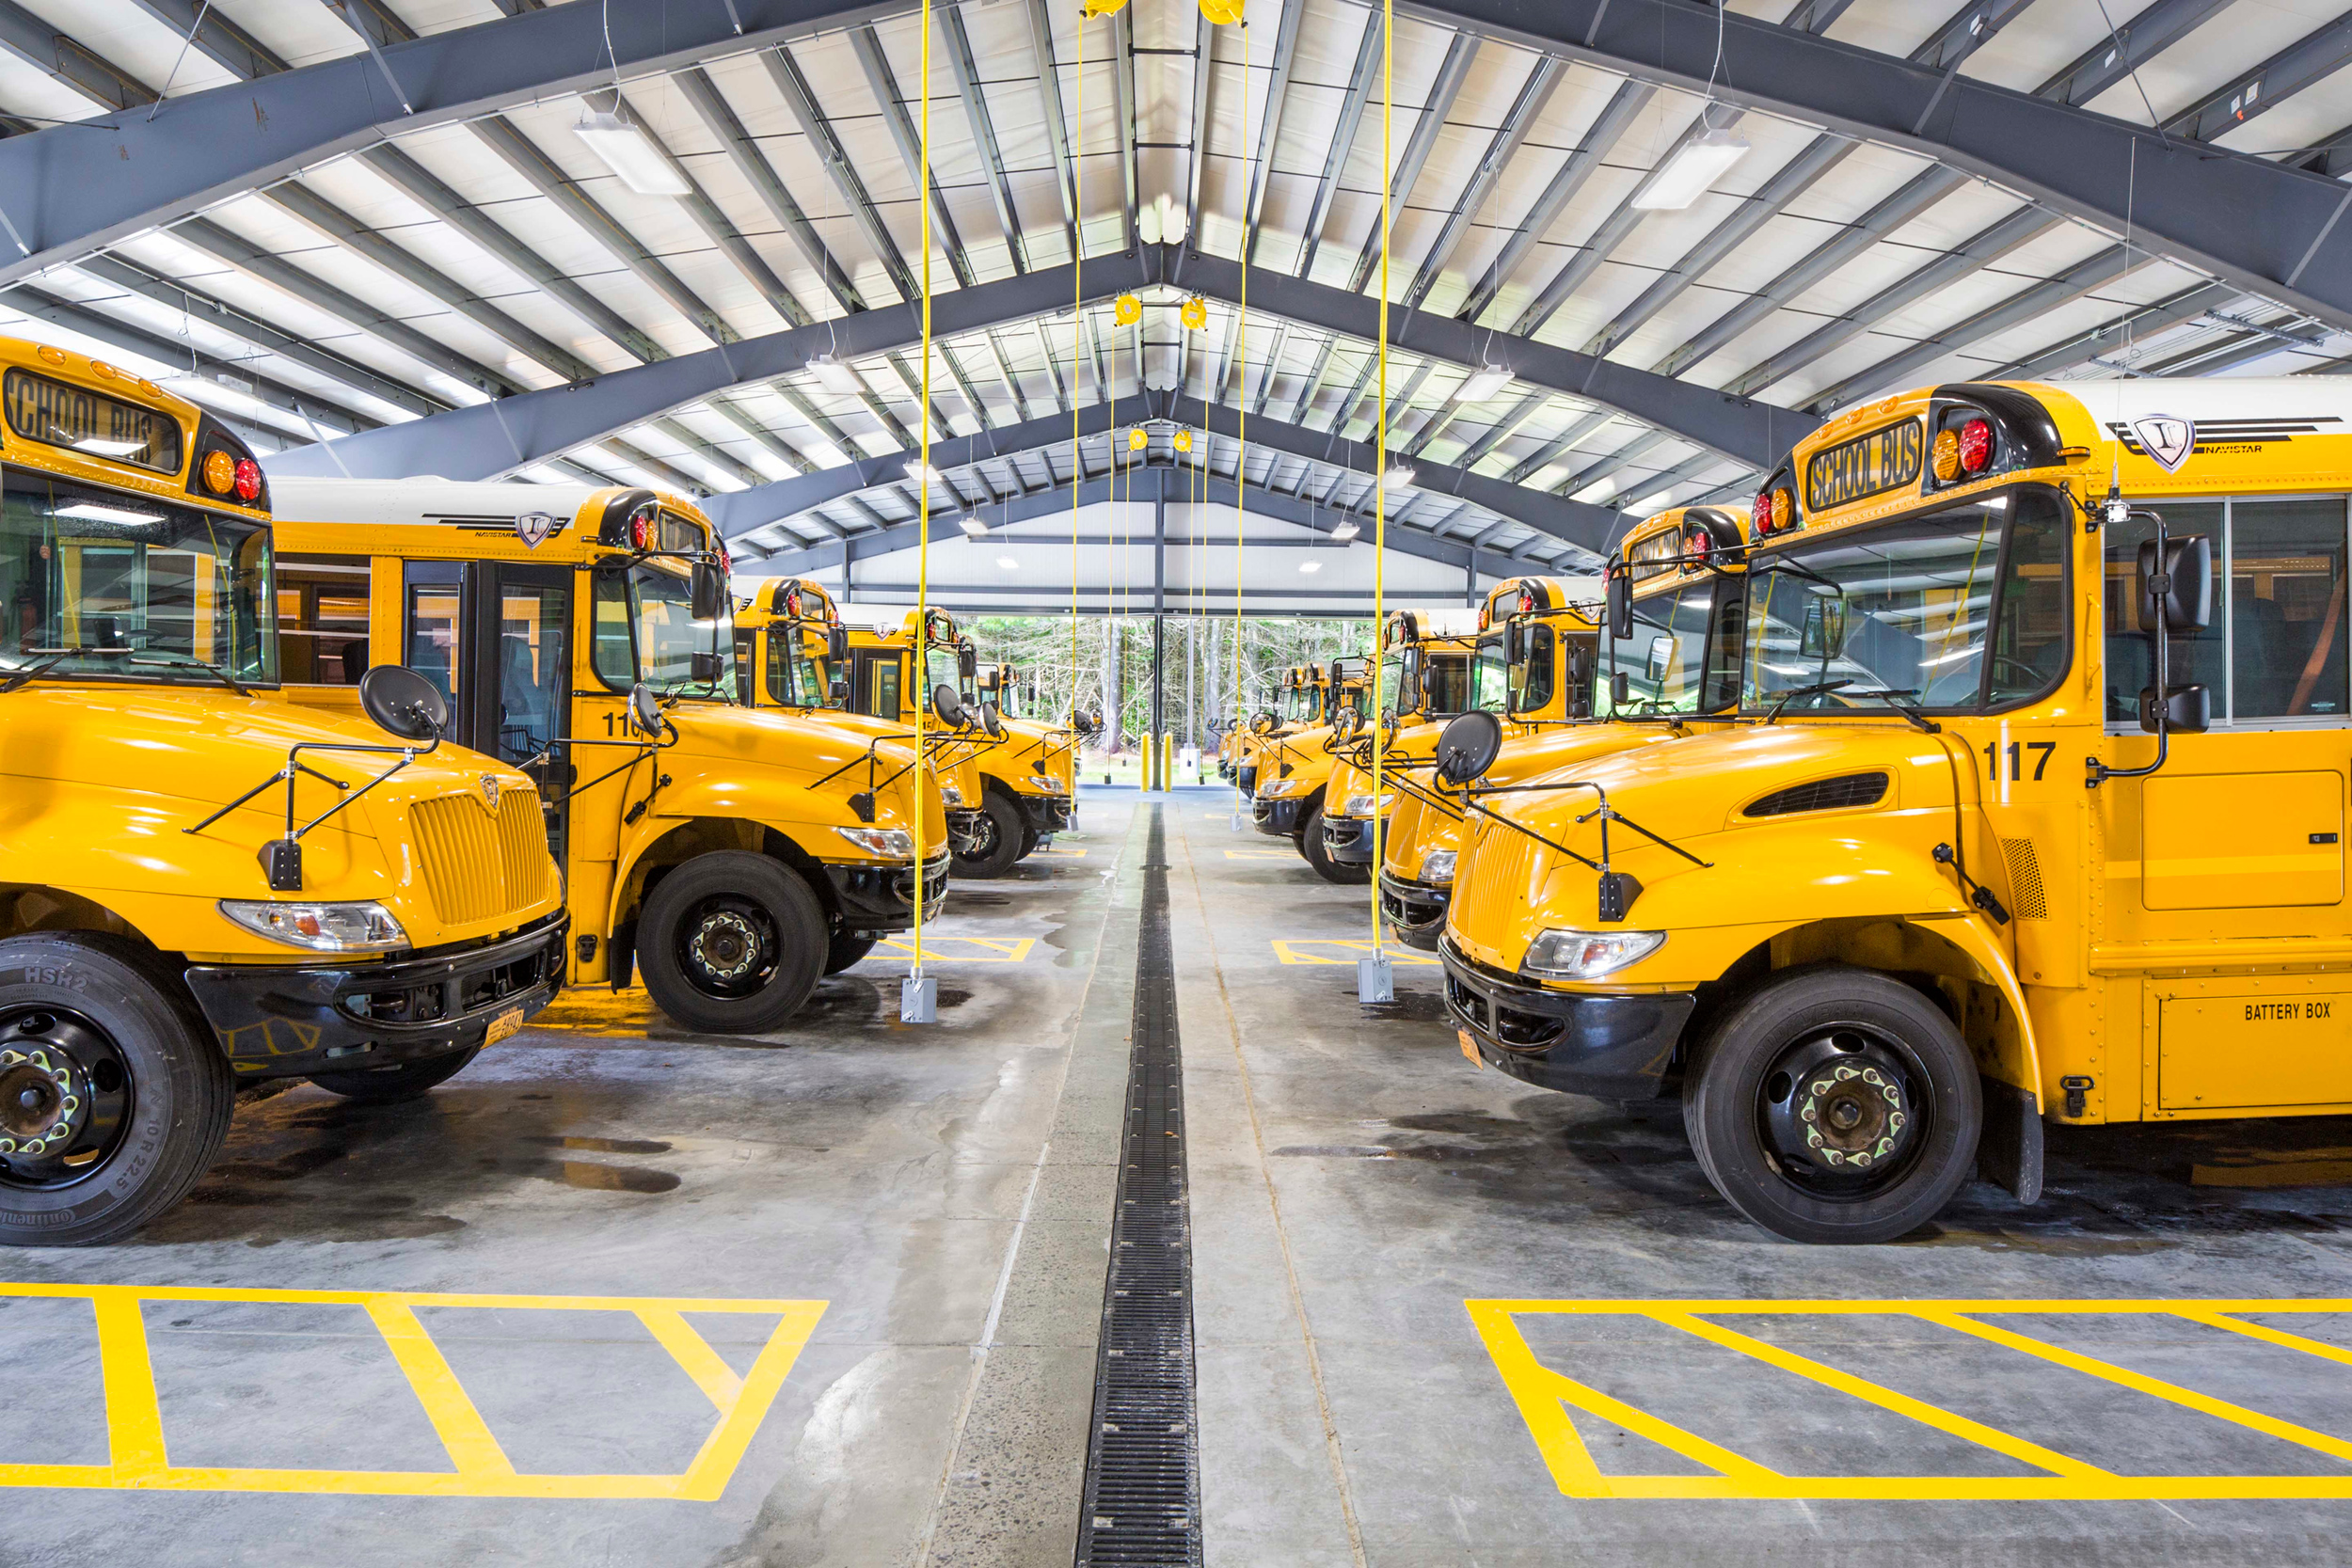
<box><xmin>1253</xmin><ymin>795</ymin><xmax>1305</xmax><ymax>836</ymax></box>
<box><xmin>1378</xmin><ymin>870</ymin><xmax>1451</xmax><ymax>951</ymax></box>
<box><xmin>1237</xmin><ymin>764</ymin><xmax>1258</xmax><ymax>797</ymax></box>
<box><xmin>947</xmin><ymin>806</ymin><xmax>986</xmax><ymax>856</ymax></box>
<box><xmin>184</xmin><ymin>912</ymin><xmax>569</xmax><ymax>1077</ymax></box>
<box><xmin>1012</xmin><ymin>791</ymin><xmax>1075</xmax><ymax>834</ymax></box>
<box><xmin>1321</xmin><ymin>814</ymin><xmax>1382</xmax><ymax>864</ymax></box>
<box><xmin>1439</xmin><ymin>934</ymin><xmax>1693</xmax><ymax>1100</ymax></box>
<box><xmin>826</xmin><ymin>850</ymin><xmax>951</xmax><ymax>935</ymax></box>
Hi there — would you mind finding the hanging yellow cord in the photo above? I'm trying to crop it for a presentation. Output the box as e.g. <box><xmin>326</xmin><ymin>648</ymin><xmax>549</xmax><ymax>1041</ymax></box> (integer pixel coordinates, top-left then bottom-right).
<box><xmin>1071</xmin><ymin>15</ymin><xmax>1084</xmax><ymax>744</ymax></box>
<box><xmin>1226</xmin><ymin>19</ymin><xmax>1250</xmax><ymax>818</ymax></box>
<box><xmin>912</xmin><ymin>0</ymin><xmax>935</xmax><ymax>983</ymax></box>
<box><xmin>1369</xmin><ymin>0</ymin><xmax>1391</xmax><ymax>953</ymax></box>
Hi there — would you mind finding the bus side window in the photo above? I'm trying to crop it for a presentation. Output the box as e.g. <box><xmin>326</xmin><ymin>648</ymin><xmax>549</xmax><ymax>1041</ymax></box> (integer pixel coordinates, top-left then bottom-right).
<box><xmin>406</xmin><ymin>580</ymin><xmax>462</xmax><ymax>715</ymax></box>
<box><xmin>277</xmin><ymin>553</ymin><xmax>372</xmax><ymax>685</ymax></box>
<box><xmin>872</xmin><ymin>656</ymin><xmax>900</xmax><ymax>720</ymax></box>
<box><xmin>2104</xmin><ymin>502</ymin><xmax>2224</xmax><ymax>724</ymax></box>
<box><xmin>1517</xmin><ymin>626</ymin><xmax>1554</xmax><ymax>711</ymax></box>
<box><xmin>2232</xmin><ymin>498</ymin><xmax>2348</xmax><ymax>721</ymax></box>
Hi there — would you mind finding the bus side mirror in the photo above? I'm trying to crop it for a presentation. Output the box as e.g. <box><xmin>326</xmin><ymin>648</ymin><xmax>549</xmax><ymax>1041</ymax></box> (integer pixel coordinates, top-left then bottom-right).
<box><xmin>1611</xmin><ymin>671</ymin><xmax>1630</xmax><ymax>708</ymax></box>
<box><xmin>932</xmin><ymin>682</ymin><xmax>966</xmax><ymax>727</ymax></box>
<box><xmin>829</xmin><ymin>626</ymin><xmax>850</xmax><ymax>662</ymax></box>
<box><xmin>691</xmin><ymin>650</ymin><xmax>723</xmax><ymax>685</ymax></box>
<box><xmin>980</xmin><ymin>699</ymin><xmax>1003</xmax><ymax>738</ymax></box>
<box><xmin>829</xmin><ymin>676</ymin><xmax>850</xmax><ymax>705</ymax></box>
<box><xmin>2139</xmin><ymin>683</ymin><xmax>2211</xmax><ymax>735</ymax></box>
<box><xmin>1503</xmin><ymin>621</ymin><xmax>1524</xmax><ymax>671</ymax></box>
<box><xmin>959</xmin><ymin>645</ymin><xmax>977</xmax><ymax>680</ymax></box>
<box><xmin>358</xmin><ymin>665</ymin><xmax>448</xmax><ymax>741</ymax></box>
<box><xmin>1434</xmin><ymin>711</ymin><xmax>1502</xmax><ymax>784</ymax></box>
<box><xmin>628</xmin><ymin>682</ymin><xmax>666</xmax><ymax>737</ymax></box>
<box><xmin>1606</xmin><ymin>570</ymin><xmax>1631</xmax><ymax>641</ymax></box>
<box><xmin>691</xmin><ymin>561</ymin><xmax>726</xmax><ymax>624</ymax></box>
<box><xmin>2137</xmin><ymin>534</ymin><xmax>2213</xmax><ymax>634</ymax></box>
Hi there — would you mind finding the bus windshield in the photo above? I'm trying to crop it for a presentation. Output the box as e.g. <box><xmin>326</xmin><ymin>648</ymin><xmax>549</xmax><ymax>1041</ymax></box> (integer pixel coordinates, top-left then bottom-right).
<box><xmin>594</xmin><ymin>562</ymin><xmax>734</xmax><ymax>698</ymax></box>
<box><xmin>1419</xmin><ymin>652</ymin><xmax>1471</xmax><ymax>717</ymax></box>
<box><xmin>0</xmin><ymin>471</ymin><xmax>275</xmax><ymax>687</ymax></box>
<box><xmin>1282</xmin><ymin>683</ymin><xmax>1321</xmax><ymax>723</ymax></box>
<box><xmin>763</xmin><ymin>626</ymin><xmax>828</xmax><ymax>707</ymax></box>
<box><xmin>924</xmin><ymin>644</ymin><xmax>963</xmax><ymax>706</ymax></box>
<box><xmin>1740</xmin><ymin>488</ymin><xmax>2068</xmax><ymax>715</ymax></box>
<box><xmin>1606</xmin><ymin>577</ymin><xmax>1733</xmax><ymax>716</ymax></box>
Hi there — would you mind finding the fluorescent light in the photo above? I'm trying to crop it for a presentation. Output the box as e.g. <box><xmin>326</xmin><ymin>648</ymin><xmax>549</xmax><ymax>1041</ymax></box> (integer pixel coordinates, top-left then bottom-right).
<box><xmin>807</xmin><ymin>355</ymin><xmax>866</xmax><ymax>397</ymax></box>
<box><xmin>572</xmin><ymin>108</ymin><xmax>691</xmax><ymax>197</ymax></box>
<box><xmin>905</xmin><ymin>460</ymin><xmax>945</xmax><ymax>486</ymax></box>
<box><xmin>1632</xmin><ymin>491</ymin><xmax>1674</xmax><ymax>514</ymax></box>
<box><xmin>1573</xmin><ymin>478</ymin><xmax>1617</xmax><ymax>504</ymax></box>
<box><xmin>53</xmin><ymin>502</ymin><xmax>164</xmax><ymax>525</ymax></box>
<box><xmin>959</xmin><ymin>515</ymin><xmax>987</xmax><ymax>536</ymax></box>
<box><xmin>996</xmin><ymin>555</ymin><xmax>1019</xmax><ymax>570</ymax></box>
<box><xmin>1328</xmin><ymin>520</ymin><xmax>1360</xmax><ymax>542</ymax></box>
<box><xmin>1380</xmin><ymin>465</ymin><xmax>1416</xmax><ymax>491</ymax></box>
<box><xmin>1630</xmin><ymin>127</ymin><xmax>1749</xmax><ymax>212</ymax></box>
<box><xmin>1298</xmin><ymin>560</ymin><xmax>1324</xmax><ymax>574</ymax></box>
<box><xmin>1454</xmin><ymin>365</ymin><xmax>1512</xmax><ymax>404</ymax></box>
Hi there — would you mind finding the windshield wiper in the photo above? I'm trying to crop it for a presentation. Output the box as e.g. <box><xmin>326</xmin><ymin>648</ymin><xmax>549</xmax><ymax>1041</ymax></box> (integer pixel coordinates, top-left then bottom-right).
<box><xmin>1766</xmin><ymin>679</ymin><xmax>1937</xmax><ymax>733</ymax></box>
<box><xmin>1756</xmin><ymin>555</ymin><xmax>1844</xmax><ymax>594</ymax></box>
<box><xmin>1766</xmin><ymin>678</ymin><xmax>1851</xmax><ymax>721</ymax></box>
<box><xmin>0</xmin><ymin>644</ymin><xmax>131</xmax><ymax>694</ymax></box>
<box><xmin>126</xmin><ymin>649</ymin><xmax>253</xmax><ymax>697</ymax></box>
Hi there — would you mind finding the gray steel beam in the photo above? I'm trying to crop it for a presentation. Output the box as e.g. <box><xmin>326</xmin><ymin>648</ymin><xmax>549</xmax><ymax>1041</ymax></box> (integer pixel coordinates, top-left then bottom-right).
<box><xmin>2041</xmin><ymin>0</ymin><xmax>2235</xmax><ymax>107</ymax></box>
<box><xmin>1450</xmin><ymin>389</ymin><xmax>1549</xmax><ymax>469</ymax></box>
<box><xmin>1454</xmin><ymin>78</ymin><xmax>1652</xmax><ymax>325</ymax></box>
<box><xmin>1402</xmin><ymin>57</ymin><xmax>1565</xmax><ymax>311</ymax></box>
<box><xmin>1241</xmin><ymin>0</ymin><xmax>1307</xmax><ymax>265</ymax></box>
<box><xmin>851</xmin><ymin>26</ymin><xmax>976</xmax><ymax>291</ymax></box>
<box><xmin>1184</xmin><ymin>9</ymin><xmax>1215</xmax><ymax>233</ymax></box>
<box><xmin>0</xmin><ymin>0</ymin><xmax>146</xmax><ymax>112</ymax></box>
<box><xmin>2165</xmin><ymin>11</ymin><xmax>2352</xmax><ymax>140</ymax></box>
<box><xmin>1168</xmin><ymin>247</ymin><xmax>1812</xmax><ymax>467</ymax></box>
<box><xmin>673</xmin><ymin>67</ymin><xmax>865</xmax><ymax>314</ymax></box>
<box><xmin>1113</xmin><ymin>10</ymin><xmax>1140</xmax><ymax>255</ymax></box>
<box><xmin>268</xmin><ymin>258</ymin><xmax>1124</xmax><ymax>480</ymax></box>
<box><xmin>1025</xmin><ymin>0</ymin><xmax>1079</xmax><ymax>261</ymax></box>
<box><xmin>120</xmin><ymin>0</ymin><xmax>277</xmax><ymax>87</ymax></box>
<box><xmin>764</xmin><ymin>43</ymin><xmax>917</xmax><ymax>302</ymax></box>
<box><xmin>1504</xmin><ymin>408</ymin><xmax>1614</xmax><ymax>484</ymax></box>
<box><xmin>1348</xmin><ymin>34</ymin><xmax>1478</xmax><ymax>293</ymax></box>
<box><xmin>1991</xmin><ymin>281</ymin><xmax>2236</xmax><ymax>379</ymax></box>
<box><xmin>938</xmin><ymin>6</ymin><xmax>1028</xmax><ymax>273</ymax></box>
<box><xmin>1293</xmin><ymin>15</ymin><xmax>1383</xmax><ymax>278</ymax></box>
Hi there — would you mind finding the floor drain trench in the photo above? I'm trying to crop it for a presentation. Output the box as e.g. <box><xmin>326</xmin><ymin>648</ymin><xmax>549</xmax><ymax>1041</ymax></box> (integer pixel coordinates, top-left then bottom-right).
<box><xmin>1076</xmin><ymin>805</ymin><xmax>1200</xmax><ymax>1567</ymax></box>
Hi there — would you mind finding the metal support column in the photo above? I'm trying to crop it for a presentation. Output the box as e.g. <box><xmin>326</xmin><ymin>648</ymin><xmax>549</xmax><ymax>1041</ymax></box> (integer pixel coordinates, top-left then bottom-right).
<box><xmin>1152</xmin><ymin>472</ymin><xmax>1168</xmax><ymax>790</ymax></box>
<box><xmin>840</xmin><ymin>533</ymin><xmax>856</xmax><ymax>601</ymax></box>
<box><xmin>1466</xmin><ymin>543</ymin><xmax>1479</xmax><ymax>607</ymax></box>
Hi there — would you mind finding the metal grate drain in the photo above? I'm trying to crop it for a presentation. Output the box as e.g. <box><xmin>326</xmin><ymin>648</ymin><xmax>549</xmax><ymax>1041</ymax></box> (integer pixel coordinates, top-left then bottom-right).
<box><xmin>1075</xmin><ymin>805</ymin><xmax>1201</xmax><ymax>1567</ymax></box>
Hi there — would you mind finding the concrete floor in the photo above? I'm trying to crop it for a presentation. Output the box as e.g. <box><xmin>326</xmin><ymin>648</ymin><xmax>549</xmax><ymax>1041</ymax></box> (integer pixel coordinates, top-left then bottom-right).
<box><xmin>11</xmin><ymin>785</ymin><xmax>2352</xmax><ymax>1565</ymax></box>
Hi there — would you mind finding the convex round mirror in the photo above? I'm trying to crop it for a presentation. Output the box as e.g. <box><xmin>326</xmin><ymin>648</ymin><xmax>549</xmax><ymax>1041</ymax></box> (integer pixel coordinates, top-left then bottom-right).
<box><xmin>359</xmin><ymin>665</ymin><xmax>448</xmax><ymax>741</ymax></box>
<box><xmin>932</xmin><ymin>682</ymin><xmax>966</xmax><ymax>727</ymax></box>
<box><xmin>628</xmin><ymin>681</ymin><xmax>665</xmax><ymax>738</ymax></box>
<box><xmin>1249</xmin><ymin>710</ymin><xmax>1277</xmax><ymax>736</ymax></box>
<box><xmin>1434</xmin><ymin>710</ymin><xmax>1502</xmax><ymax>784</ymax></box>
<box><xmin>979</xmin><ymin>699</ymin><xmax>1003</xmax><ymax>738</ymax></box>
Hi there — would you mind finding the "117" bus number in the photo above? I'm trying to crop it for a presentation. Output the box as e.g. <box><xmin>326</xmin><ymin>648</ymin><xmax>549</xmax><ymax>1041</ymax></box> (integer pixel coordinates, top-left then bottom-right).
<box><xmin>1984</xmin><ymin>740</ymin><xmax>2055</xmax><ymax>782</ymax></box>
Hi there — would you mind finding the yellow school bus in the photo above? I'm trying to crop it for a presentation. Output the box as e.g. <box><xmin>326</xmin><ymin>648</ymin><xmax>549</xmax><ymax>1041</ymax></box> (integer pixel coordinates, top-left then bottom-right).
<box><xmin>833</xmin><ymin>606</ymin><xmax>1075</xmax><ymax>875</ymax></box>
<box><xmin>965</xmin><ymin>657</ymin><xmax>1081</xmax><ymax>854</ymax></box>
<box><xmin>1379</xmin><ymin>577</ymin><xmax>1609</xmax><ymax>943</ymax></box>
<box><xmin>1248</xmin><ymin>657</ymin><xmax>1371</xmax><ymax>878</ymax></box>
<box><xmin>0</xmin><ymin>341</ymin><xmax>567</xmax><ymax>1243</ymax></box>
<box><xmin>1440</xmin><ymin>377</ymin><xmax>2352</xmax><ymax>1243</ymax></box>
<box><xmin>272</xmin><ymin>480</ymin><xmax>945</xmax><ymax>1034</ymax></box>
<box><xmin>1382</xmin><ymin>518</ymin><xmax>1739</xmax><ymax>947</ymax></box>
<box><xmin>1235</xmin><ymin>663</ymin><xmax>1334</xmax><ymax>796</ymax></box>
<box><xmin>735</xmin><ymin>578</ymin><xmax>993</xmax><ymax>895</ymax></box>
<box><xmin>1317</xmin><ymin>611</ymin><xmax>1487</xmax><ymax>879</ymax></box>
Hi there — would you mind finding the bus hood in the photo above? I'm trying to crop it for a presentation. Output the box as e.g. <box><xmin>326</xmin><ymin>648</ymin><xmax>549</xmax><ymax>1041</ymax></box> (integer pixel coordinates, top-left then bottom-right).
<box><xmin>661</xmin><ymin>703</ymin><xmax>938</xmax><ymax>835</ymax></box>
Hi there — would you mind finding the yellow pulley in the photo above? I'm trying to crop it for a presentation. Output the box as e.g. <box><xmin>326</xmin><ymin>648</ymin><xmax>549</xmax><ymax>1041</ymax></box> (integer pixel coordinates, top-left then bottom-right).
<box><xmin>1198</xmin><ymin>0</ymin><xmax>1244</xmax><ymax>23</ymax></box>
<box><xmin>1173</xmin><ymin>429</ymin><xmax>1193</xmax><ymax>453</ymax></box>
<box><xmin>1180</xmin><ymin>295</ymin><xmax>1208</xmax><ymax>331</ymax></box>
<box><xmin>1128</xmin><ymin>427</ymin><xmax>1148</xmax><ymax>451</ymax></box>
<box><xmin>1081</xmin><ymin>0</ymin><xmax>1129</xmax><ymax>16</ymax></box>
<box><xmin>1113</xmin><ymin>293</ymin><xmax>1143</xmax><ymax>325</ymax></box>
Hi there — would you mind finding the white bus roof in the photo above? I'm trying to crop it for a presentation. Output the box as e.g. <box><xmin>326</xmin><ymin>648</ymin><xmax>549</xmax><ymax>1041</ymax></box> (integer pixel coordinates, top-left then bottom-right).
<box><xmin>269</xmin><ymin>477</ymin><xmax>608</xmax><ymax>531</ymax></box>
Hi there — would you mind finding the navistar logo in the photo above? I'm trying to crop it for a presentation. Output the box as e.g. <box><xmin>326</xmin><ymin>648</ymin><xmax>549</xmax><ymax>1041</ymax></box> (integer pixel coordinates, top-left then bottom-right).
<box><xmin>480</xmin><ymin>774</ymin><xmax>501</xmax><ymax>812</ymax></box>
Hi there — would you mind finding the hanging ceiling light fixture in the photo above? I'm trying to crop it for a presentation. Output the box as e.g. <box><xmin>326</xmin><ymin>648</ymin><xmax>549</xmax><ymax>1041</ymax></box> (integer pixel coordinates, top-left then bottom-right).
<box><xmin>1630</xmin><ymin>127</ymin><xmax>1749</xmax><ymax>212</ymax></box>
<box><xmin>572</xmin><ymin>107</ymin><xmax>691</xmax><ymax>197</ymax></box>
<box><xmin>905</xmin><ymin>460</ymin><xmax>946</xmax><ymax>486</ymax></box>
<box><xmin>1328</xmin><ymin>519</ymin><xmax>1360</xmax><ymax>543</ymax></box>
<box><xmin>1298</xmin><ymin>559</ymin><xmax>1324</xmax><ymax>574</ymax></box>
<box><xmin>1380</xmin><ymin>465</ymin><xmax>1416</xmax><ymax>491</ymax></box>
<box><xmin>806</xmin><ymin>355</ymin><xmax>865</xmax><ymax>396</ymax></box>
<box><xmin>1454</xmin><ymin>365</ymin><xmax>1512</xmax><ymax>404</ymax></box>
<box><xmin>959</xmin><ymin>514</ymin><xmax>986</xmax><ymax>536</ymax></box>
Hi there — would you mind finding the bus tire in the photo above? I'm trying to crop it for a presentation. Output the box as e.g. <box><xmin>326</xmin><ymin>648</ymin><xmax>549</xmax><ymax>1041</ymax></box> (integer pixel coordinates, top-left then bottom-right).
<box><xmin>1300</xmin><ymin>804</ymin><xmax>1369</xmax><ymax>885</ymax></box>
<box><xmin>824</xmin><ymin>933</ymin><xmax>879</xmax><ymax>975</ymax></box>
<box><xmin>639</xmin><ymin>852</ymin><xmax>827</xmax><ymax>1033</ymax></box>
<box><xmin>1684</xmin><ymin>964</ymin><xmax>1980</xmax><ymax>1245</ymax></box>
<box><xmin>953</xmin><ymin>792</ymin><xmax>1025</xmax><ymax>879</ymax></box>
<box><xmin>0</xmin><ymin>933</ymin><xmax>234</xmax><ymax>1247</ymax></box>
<box><xmin>309</xmin><ymin>1046</ymin><xmax>480</xmax><ymax>1103</ymax></box>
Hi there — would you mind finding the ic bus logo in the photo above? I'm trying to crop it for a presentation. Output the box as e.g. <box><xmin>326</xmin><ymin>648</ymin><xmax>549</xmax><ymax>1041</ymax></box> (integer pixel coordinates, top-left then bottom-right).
<box><xmin>479</xmin><ymin>774</ymin><xmax>501</xmax><ymax>811</ymax></box>
<box><xmin>2129</xmin><ymin>415</ymin><xmax>2196</xmax><ymax>473</ymax></box>
<box><xmin>515</xmin><ymin>511</ymin><xmax>558</xmax><ymax>547</ymax></box>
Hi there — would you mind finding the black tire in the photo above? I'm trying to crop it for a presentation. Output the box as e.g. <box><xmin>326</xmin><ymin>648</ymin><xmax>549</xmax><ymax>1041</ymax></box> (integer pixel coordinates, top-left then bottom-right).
<box><xmin>308</xmin><ymin>1045</ymin><xmax>481</xmax><ymax>1104</ymax></box>
<box><xmin>952</xmin><ymin>791</ymin><xmax>1025</xmax><ymax>879</ymax></box>
<box><xmin>1683</xmin><ymin>965</ymin><xmax>1981</xmax><ymax>1244</ymax></box>
<box><xmin>824</xmin><ymin>933</ymin><xmax>879</xmax><ymax>975</ymax></box>
<box><xmin>1019</xmin><ymin>825</ymin><xmax>1040</xmax><ymax>861</ymax></box>
<box><xmin>639</xmin><ymin>851</ymin><xmax>828</xmax><ymax>1032</ymax></box>
<box><xmin>0</xmin><ymin>933</ymin><xmax>233</xmax><ymax>1247</ymax></box>
<box><xmin>1300</xmin><ymin>802</ymin><xmax>1370</xmax><ymax>884</ymax></box>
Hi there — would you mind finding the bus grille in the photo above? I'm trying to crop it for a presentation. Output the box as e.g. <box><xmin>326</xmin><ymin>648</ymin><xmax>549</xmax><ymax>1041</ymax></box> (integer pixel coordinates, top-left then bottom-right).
<box><xmin>410</xmin><ymin>788</ymin><xmax>552</xmax><ymax>927</ymax></box>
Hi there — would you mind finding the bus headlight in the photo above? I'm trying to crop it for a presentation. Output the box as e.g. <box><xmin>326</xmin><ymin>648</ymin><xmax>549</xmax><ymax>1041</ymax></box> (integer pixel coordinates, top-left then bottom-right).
<box><xmin>939</xmin><ymin>782</ymin><xmax>965</xmax><ymax>805</ymax></box>
<box><xmin>1342</xmin><ymin>793</ymin><xmax>1394</xmax><ymax>816</ymax></box>
<box><xmin>835</xmin><ymin>826</ymin><xmax>915</xmax><ymax>858</ymax></box>
<box><xmin>1520</xmin><ymin>928</ymin><xmax>1664</xmax><ymax>981</ymax></box>
<box><xmin>1259</xmin><ymin>778</ymin><xmax>1305</xmax><ymax>799</ymax></box>
<box><xmin>219</xmin><ymin>900</ymin><xmax>405</xmax><ymax>953</ymax></box>
<box><xmin>1421</xmin><ymin>849</ymin><xmax>1456</xmax><ymax>885</ymax></box>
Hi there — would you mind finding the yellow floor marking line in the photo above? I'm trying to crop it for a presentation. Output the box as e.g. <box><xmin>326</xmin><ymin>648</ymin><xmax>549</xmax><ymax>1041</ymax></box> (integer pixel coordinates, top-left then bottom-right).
<box><xmin>870</xmin><ymin>935</ymin><xmax>1036</xmax><ymax>963</ymax></box>
<box><xmin>1032</xmin><ymin>845</ymin><xmax>1088</xmax><ymax>857</ymax></box>
<box><xmin>1470</xmin><ymin>1297</ymin><xmax>2352</xmax><ymax>1501</ymax></box>
<box><xmin>0</xmin><ymin>1284</ymin><xmax>824</xmax><ymax>1498</ymax></box>
<box><xmin>1273</xmin><ymin>939</ymin><xmax>1438</xmax><ymax>967</ymax></box>
<box><xmin>1223</xmin><ymin>849</ymin><xmax>1295</xmax><ymax>861</ymax></box>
